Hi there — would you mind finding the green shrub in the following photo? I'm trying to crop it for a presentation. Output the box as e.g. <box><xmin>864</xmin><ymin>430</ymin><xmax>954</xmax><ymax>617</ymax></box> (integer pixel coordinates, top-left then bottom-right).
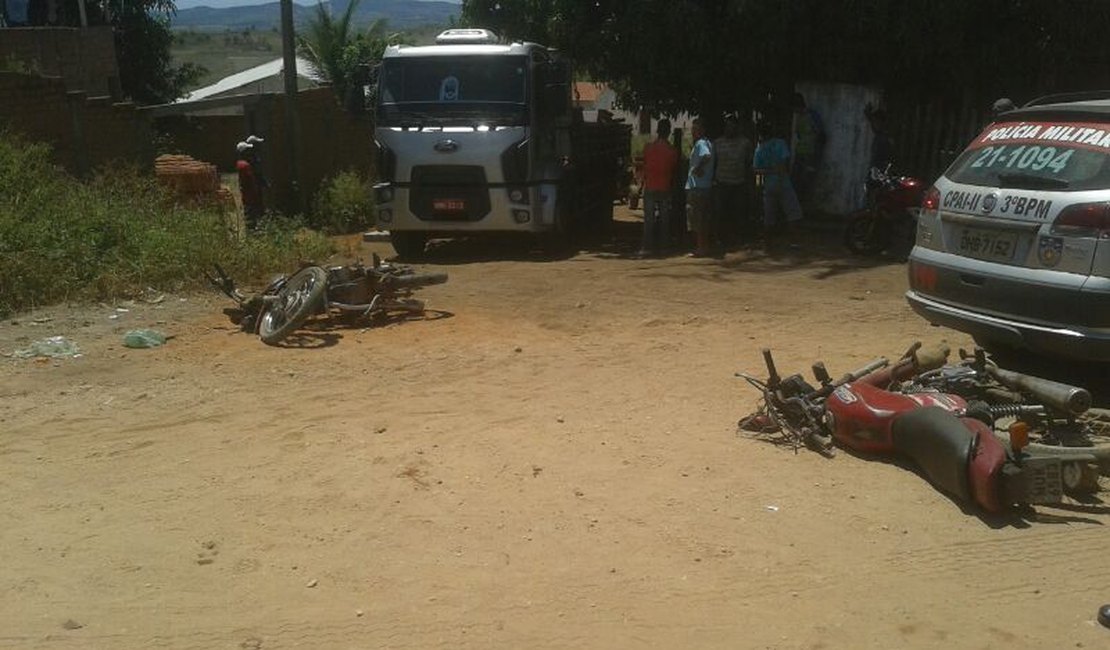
<box><xmin>0</xmin><ymin>134</ymin><xmax>332</xmax><ymax>316</ymax></box>
<box><xmin>311</xmin><ymin>170</ymin><xmax>374</xmax><ymax>234</ymax></box>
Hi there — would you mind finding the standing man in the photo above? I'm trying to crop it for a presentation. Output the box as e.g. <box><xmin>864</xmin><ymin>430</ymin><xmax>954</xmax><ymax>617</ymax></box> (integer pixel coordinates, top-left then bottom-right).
<box><xmin>638</xmin><ymin>118</ymin><xmax>679</xmax><ymax>258</ymax></box>
<box><xmin>790</xmin><ymin>92</ymin><xmax>825</xmax><ymax>208</ymax></box>
<box><xmin>713</xmin><ymin>116</ymin><xmax>753</xmax><ymax>248</ymax></box>
<box><xmin>753</xmin><ymin>120</ymin><xmax>802</xmax><ymax>248</ymax></box>
<box><xmin>235</xmin><ymin>136</ymin><xmax>267</xmax><ymax>230</ymax></box>
<box><xmin>685</xmin><ymin>117</ymin><xmax>716</xmax><ymax>258</ymax></box>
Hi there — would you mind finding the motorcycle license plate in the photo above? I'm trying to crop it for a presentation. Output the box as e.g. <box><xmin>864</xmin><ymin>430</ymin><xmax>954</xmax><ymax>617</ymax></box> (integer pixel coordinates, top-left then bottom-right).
<box><xmin>957</xmin><ymin>227</ymin><xmax>1018</xmax><ymax>262</ymax></box>
<box><xmin>433</xmin><ymin>198</ymin><xmax>466</xmax><ymax>212</ymax></box>
<box><xmin>1022</xmin><ymin>456</ymin><xmax>1064</xmax><ymax>504</ymax></box>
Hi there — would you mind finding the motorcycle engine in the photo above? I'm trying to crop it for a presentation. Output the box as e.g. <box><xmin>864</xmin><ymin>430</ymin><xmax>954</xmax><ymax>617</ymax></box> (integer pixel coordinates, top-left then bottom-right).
<box><xmin>327</xmin><ymin>265</ymin><xmax>373</xmax><ymax>305</ymax></box>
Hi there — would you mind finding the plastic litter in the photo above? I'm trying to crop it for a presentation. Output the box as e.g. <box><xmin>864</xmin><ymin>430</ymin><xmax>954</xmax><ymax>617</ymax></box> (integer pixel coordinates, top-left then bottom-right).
<box><xmin>12</xmin><ymin>336</ymin><xmax>81</xmax><ymax>359</ymax></box>
<box><xmin>763</xmin><ymin>505</ymin><xmax>780</xmax><ymax>512</ymax></box>
<box><xmin>122</xmin><ymin>329</ymin><xmax>168</xmax><ymax>349</ymax></box>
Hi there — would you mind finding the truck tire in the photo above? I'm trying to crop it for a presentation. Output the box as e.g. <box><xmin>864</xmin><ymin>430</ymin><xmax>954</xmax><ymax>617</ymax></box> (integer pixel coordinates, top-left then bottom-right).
<box><xmin>540</xmin><ymin>197</ymin><xmax>573</xmax><ymax>254</ymax></box>
<box><xmin>391</xmin><ymin>232</ymin><xmax>427</xmax><ymax>260</ymax></box>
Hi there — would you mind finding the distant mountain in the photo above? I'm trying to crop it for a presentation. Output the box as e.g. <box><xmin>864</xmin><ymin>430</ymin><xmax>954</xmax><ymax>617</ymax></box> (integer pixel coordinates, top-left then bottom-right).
<box><xmin>171</xmin><ymin>0</ymin><xmax>460</xmax><ymax>30</ymax></box>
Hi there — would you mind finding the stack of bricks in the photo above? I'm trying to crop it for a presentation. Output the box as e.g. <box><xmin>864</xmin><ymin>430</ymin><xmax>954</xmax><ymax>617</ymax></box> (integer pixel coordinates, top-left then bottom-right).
<box><xmin>155</xmin><ymin>154</ymin><xmax>233</xmax><ymax>209</ymax></box>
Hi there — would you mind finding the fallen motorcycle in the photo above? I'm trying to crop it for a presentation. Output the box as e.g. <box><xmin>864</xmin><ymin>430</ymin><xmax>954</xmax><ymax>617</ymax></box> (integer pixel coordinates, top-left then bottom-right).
<box><xmin>892</xmin><ymin>348</ymin><xmax>1110</xmax><ymax>496</ymax></box>
<box><xmin>207</xmin><ymin>255</ymin><xmax>448</xmax><ymax>345</ymax></box>
<box><xmin>738</xmin><ymin>343</ymin><xmax>1105</xmax><ymax>512</ymax></box>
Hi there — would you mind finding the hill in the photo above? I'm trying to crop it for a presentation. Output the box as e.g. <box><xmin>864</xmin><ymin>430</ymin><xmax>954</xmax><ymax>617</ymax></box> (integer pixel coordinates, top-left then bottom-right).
<box><xmin>170</xmin><ymin>0</ymin><xmax>460</xmax><ymax>31</ymax></box>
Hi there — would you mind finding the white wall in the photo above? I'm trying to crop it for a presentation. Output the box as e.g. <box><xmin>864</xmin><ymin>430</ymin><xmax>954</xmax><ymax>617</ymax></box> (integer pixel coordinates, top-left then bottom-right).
<box><xmin>798</xmin><ymin>81</ymin><xmax>884</xmax><ymax>215</ymax></box>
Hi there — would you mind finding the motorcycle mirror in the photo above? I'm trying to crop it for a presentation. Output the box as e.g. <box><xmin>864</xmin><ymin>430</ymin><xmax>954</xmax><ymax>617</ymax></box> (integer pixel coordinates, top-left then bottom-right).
<box><xmin>762</xmin><ymin>348</ymin><xmax>782</xmax><ymax>389</ymax></box>
<box><xmin>812</xmin><ymin>362</ymin><xmax>831</xmax><ymax>385</ymax></box>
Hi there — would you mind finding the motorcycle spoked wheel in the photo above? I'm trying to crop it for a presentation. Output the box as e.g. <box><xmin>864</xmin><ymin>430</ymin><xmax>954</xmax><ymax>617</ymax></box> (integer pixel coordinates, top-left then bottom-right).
<box><xmin>843</xmin><ymin>210</ymin><xmax>892</xmax><ymax>256</ymax></box>
<box><xmin>992</xmin><ymin>410</ymin><xmax>1110</xmax><ymax>495</ymax></box>
<box><xmin>257</xmin><ymin>266</ymin><xmax>328</xmax><ymax>345</ymax></box>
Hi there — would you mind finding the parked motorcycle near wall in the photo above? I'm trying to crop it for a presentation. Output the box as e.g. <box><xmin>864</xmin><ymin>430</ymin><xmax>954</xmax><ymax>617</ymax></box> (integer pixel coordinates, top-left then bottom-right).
<box><xmin>207</xmin><ymin>255</ymin><xmax>448</xmax><ymax>345</ymax></box>
<box><xmin>738</xmin><ymin>343</ymin><xmax>1107</xmax><ymax>513</ymax></box>
<box><xmin>843</xmin><ymin>166</ymin><xmax>927</xmax><ymax>256</ymax></box>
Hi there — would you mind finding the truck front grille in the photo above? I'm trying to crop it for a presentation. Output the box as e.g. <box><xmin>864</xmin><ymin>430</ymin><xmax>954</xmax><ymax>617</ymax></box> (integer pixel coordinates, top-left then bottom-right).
<box><xmin>409</xmin><ymin>166</ymin><xmax>491</xmax><ymax>222</ymax></box>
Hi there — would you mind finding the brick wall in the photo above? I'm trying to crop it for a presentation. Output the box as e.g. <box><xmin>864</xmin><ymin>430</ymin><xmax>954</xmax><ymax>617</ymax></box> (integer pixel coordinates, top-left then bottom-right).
<box><xmin>0</xmin><ymin>71</ymin><xmax>151</xmax><ymax>174</ymax></box>
<box><xmin>0</xmin><ymin>26</ymin><xmax>120</xmax><ymax>97</ymax></box>
<box><xmin>153</xmin><ymin>87</ymin><xmax>375</xmax><ymax>214</ymax></box>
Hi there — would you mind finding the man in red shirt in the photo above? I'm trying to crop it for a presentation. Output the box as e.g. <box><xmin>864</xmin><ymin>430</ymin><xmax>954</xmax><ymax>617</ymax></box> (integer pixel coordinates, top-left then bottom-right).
<box><xmin>638</xmin><ymin>119</ymin><xmax>679</xmax><ymax>257</ymax></box>
<box><xmin>236</xmin><ymin>137</ymin><xmax>267</xmax><ymax>230</ymax></box>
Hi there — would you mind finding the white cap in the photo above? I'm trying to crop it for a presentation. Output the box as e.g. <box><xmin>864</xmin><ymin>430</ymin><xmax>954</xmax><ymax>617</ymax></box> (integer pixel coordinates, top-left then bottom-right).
<box><xmin>236</xmin><ymin>141</ymin><xmax>252</xmax><ymax>153</ymax></box>
<box><xmin>246</xmin><ymin>135</ymin><xmax>265</xmax><ymax>145</ymax></box>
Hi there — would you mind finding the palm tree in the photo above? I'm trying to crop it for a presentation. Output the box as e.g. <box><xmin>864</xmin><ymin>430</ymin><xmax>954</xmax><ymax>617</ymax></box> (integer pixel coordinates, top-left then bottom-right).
<box><xmin>298</xmin><ymin>0</ymin><xmax>399</xmax><ymax>108</ymax></box>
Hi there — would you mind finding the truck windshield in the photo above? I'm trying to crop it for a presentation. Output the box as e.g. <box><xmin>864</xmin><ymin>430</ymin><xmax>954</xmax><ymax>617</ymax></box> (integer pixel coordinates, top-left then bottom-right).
<box><xmin>378</xmin><ymin>56</ymin><xmax>529</xmax><ymax>126</ymax></box>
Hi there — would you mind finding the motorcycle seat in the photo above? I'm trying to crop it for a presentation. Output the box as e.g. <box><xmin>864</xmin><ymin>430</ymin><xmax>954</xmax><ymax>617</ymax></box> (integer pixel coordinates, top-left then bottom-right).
<box><xmin>890</xmin><ymin>406</ymin><xmax>975</xmax><ymax>502</ymax></box>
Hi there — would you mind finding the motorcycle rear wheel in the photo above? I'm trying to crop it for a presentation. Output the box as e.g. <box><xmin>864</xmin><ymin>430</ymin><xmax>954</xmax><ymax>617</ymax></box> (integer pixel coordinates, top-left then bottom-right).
<box><xmin>258</xmin><ymin>266</ymin><xmax>327</xmax><ymax>345</ymax></box>
<box><xmin>844</xmin><ymin>210</ymin><xmax>892</xmax><ymax>256</ymax></box>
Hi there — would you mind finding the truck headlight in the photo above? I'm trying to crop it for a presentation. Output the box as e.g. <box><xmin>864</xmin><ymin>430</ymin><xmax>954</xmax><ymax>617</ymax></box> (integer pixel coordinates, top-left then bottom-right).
<box><xmin>378</xmin><ymin>208</ymin><xmax>393</xmax><ymax>223</ymax></box>
<box><xmin>509</xmin><ymin>187</ymin><xmax>526</xmax><ymax>203</ymax></box>
<box><xmin>374</xmin><ymin>184</ymin><xmax>394</xmax><ymax>203</ymax></box>
<box><xmin>512</xmin><ymin>210</ymin><xmax>530</xmax><ymax>224</ymax></box>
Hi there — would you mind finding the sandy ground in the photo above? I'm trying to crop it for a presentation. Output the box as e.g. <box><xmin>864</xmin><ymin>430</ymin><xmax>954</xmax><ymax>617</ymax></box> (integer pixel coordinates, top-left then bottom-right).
<box><xmin>2</xmin><ymin>211</ymin><xmax>1108</xmax><ymax>649</ymax></box>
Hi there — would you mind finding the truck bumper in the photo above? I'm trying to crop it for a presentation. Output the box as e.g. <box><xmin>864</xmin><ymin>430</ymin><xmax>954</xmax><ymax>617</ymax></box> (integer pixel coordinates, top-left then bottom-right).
<box><xmin>374</xmin><ymin>182</ymin><xmax>559</xmax><ymax>235</ymax></box>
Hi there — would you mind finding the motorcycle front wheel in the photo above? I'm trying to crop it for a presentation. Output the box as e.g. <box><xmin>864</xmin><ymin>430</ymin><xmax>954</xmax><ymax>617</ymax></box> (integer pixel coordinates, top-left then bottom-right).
<box><xmin>843</xmin><ymin>210</ymin><xmax>892</xmax><ymax>256</ymax></box>
<box><xmin>258</xmin><ymin>266</ymin><xmax>328</xmax><ymax>345</ymax></box>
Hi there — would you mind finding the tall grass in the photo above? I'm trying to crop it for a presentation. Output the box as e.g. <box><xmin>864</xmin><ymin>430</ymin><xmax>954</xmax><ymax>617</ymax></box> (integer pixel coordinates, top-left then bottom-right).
<box><xmin>0</xmin><ymin>135</ymin><xmax>333</xmax><ymax>316</ymax></box>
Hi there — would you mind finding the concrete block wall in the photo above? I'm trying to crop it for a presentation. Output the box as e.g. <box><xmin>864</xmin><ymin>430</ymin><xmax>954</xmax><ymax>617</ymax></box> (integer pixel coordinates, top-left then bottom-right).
<box><xmin>0</xmin><ymin>26</ymin><xmax>120</xmax><ymax>97</ymax></box>
<box><xmin>0</xmin><ymin>71</ymin><xmax>151</xmax><ymax>174</ymax></box>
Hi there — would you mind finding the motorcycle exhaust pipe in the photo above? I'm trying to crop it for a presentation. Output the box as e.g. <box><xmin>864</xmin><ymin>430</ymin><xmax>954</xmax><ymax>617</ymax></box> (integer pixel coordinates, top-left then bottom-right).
<box><xmin>986</xmin><ymin>366</ymin><xmax>1092</xmax><ymax>416</ymax></box>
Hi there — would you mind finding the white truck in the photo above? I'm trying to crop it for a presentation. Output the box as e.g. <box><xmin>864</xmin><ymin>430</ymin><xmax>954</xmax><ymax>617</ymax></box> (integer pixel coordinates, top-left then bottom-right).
<box><xmin>372</xmin><ymin>28</ymin><xmax>631</xmax><ymax>257</ymax></box>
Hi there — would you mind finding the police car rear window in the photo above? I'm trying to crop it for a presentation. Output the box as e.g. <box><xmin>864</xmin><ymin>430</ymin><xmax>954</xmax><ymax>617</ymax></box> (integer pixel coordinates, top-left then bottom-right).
<box><xmin>946</xmin><ymin>121</ymin><xmax>1110</xmax><ymax>191</ymax></box>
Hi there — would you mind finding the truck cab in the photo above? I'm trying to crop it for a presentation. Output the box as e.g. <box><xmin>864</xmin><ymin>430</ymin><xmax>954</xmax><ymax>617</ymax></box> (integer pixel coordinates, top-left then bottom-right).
<box><xmin>372</xmin><ymin>29</ymin><xmax>627</xmax><ymax>258</ymax></box>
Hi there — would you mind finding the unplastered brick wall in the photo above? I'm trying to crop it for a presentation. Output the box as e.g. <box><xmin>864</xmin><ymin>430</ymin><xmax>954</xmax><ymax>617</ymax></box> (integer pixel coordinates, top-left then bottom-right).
<box><xmin>0</xmin><ymin>26</ymin><xmax>120</xmax><ymax>97</ymax></box>
<box><xmin>0</xmin><ymin>71</ymin><xmax>151</xmax><ymax>175</ymax></box>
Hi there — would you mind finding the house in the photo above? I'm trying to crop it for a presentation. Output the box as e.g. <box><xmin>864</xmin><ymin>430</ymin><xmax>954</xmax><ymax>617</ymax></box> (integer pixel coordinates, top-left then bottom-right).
<box><xmin>179</xmin><ymin>57</ymin><xmax>325</xmax><ymax>104</ymax></box>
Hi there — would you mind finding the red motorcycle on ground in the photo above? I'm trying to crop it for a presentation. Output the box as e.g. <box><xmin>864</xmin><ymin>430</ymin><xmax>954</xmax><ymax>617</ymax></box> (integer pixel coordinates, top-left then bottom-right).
<box><xmin>843</xmin><ymin>166</ymin><xmax>927</xmax><ymax>256</ymax></box>
<box><xmin>738</xmin><ymin>344</ymin><xmax>1107</xmax><ymax>513</ymax></box>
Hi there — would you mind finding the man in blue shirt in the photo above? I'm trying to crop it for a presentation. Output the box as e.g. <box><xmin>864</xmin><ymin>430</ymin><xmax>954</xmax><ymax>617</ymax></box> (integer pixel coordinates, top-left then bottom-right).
<box><xmin>685</xmin><ymin>118</ymin><xmax>716</xmax><ymax>257</ymax></box>
<box><xmin>752</xmin><ymin>120</ymin><xmax>802</xmax><ymax>248</ymax></box>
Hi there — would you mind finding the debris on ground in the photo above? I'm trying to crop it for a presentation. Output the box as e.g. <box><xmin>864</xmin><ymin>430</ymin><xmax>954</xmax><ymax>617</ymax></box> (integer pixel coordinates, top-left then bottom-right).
<box><xmin>12</xmin><ymin>336</ymin><xmax>81</xmax><ymax>359</ymax></box>
<box><xmin>123</xmin><ymin>329</ymin><xmax>169</xmax><ymax>349</ymax></box>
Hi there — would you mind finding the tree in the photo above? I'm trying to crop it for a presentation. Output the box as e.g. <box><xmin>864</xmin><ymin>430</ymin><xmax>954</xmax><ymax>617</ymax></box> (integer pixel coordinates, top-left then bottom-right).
<box><xmin>297</xmin><ymin>0</ymin><xmax>404</xmax><ymax>110</ymax></box>
<box><xmin>106</xmin><ymin>1</ymin><xmax>206</xmax><ymax>104</ymax></box>
<box><xmin>460</xmin><ymin>0</ymin><xmax>1110</xmax><ymax>117</ymax></box>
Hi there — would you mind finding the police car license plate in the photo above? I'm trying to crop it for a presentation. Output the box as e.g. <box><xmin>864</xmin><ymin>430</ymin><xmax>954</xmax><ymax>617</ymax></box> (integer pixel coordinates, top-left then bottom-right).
<box><xmin>433</xmin><ymin>199</ymin><xmax>466</xmax><ymax>212</ymax></box>
<box><xmin>957</xmin><ymin>227</ymin><xmax>1018</xmax><ymax>261</ymax></box>
<box><xmin>1023</xmin><ymin>456</ymin><xmax>1063</xmax><ymax>504</ymax></box>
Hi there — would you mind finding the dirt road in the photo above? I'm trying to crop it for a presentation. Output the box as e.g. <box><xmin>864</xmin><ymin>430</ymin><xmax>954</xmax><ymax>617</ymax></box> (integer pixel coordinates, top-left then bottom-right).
<box><xmin>2</xmin><ymin>218</ymin><xmax>1108</xmax><ymax>649</ymax></box>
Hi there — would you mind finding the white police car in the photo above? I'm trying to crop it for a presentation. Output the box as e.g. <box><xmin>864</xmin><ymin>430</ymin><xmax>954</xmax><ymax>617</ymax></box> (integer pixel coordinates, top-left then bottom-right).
<box><xmin>907</xmin><ymin>92</ymin><xmax>1110</xmax><ymax>361</ymax></box>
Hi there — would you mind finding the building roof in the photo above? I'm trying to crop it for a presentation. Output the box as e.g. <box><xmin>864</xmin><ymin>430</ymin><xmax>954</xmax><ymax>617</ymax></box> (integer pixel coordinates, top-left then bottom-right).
<box><xmin>178</xmin><ymin>57</ymin><xmax>325</xmax><ymax>103</ymax></box>
<box><xmin>573</xmin><ymin>82</ymin><xmax>609</xmax><ymax>104</ymax></box>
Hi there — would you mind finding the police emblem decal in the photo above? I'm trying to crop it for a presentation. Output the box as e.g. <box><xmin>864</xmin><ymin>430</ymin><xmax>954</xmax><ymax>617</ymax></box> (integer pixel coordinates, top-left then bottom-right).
<box><xmin>1038</xmin><ymin>236</ymin><xmax>1063</xmax><ymax>267</ymax></box>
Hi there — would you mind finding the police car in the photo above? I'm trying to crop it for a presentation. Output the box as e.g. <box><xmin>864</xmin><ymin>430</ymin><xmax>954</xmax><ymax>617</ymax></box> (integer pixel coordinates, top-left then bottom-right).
<box><xmin>907</xmin><ymin>92</ymin><xmax>1110</xmax><ymax>361</ymax></box>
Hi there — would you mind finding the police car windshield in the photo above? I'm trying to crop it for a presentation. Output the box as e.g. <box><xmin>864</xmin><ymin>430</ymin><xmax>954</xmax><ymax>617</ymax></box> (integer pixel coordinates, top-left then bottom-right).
<box><xmin>947</xmin><ymin>121</ymin><xmax>1110</xmax><ymax>191</ymax></box>
<box><xmin>377</xmin><ymin>56</ymin><xmax>528</xmax><ymax>126</ymax></box>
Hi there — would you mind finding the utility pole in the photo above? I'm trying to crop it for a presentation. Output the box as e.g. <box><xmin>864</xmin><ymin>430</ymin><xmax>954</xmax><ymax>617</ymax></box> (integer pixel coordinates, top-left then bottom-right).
<box><xmin>279</xmin><ymin>0</ymin><xmax>303</xmax><ymax>214</ymax></box>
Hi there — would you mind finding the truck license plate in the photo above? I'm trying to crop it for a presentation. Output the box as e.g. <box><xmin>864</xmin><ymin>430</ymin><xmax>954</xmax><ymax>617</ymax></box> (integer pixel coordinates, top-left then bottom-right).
<box><xmin>433</xmin><ymin>199</ymin><xmax>466</xmax><ymax>212</ymax></box>
<box><xmin>957</xmin><ymin>227</ymin><xmax>1018</xmax><ymax>262</ymax></box>
<box><xmin>1023</xmin><ymin>456</ymin><xmax>1063</xmax><ymax>504</ymax></box>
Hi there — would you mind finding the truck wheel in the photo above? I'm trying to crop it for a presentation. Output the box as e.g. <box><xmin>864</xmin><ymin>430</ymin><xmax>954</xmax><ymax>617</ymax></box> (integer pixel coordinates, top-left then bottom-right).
<box><xmin>541</xmin><ymin>201</ymin><xmax>572</xmax><ymax>254</ymax></box>
<box><xmin>391</xmin><ymin>232</ymin><xmax>427</xmax><ymax>260</ymax></box>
